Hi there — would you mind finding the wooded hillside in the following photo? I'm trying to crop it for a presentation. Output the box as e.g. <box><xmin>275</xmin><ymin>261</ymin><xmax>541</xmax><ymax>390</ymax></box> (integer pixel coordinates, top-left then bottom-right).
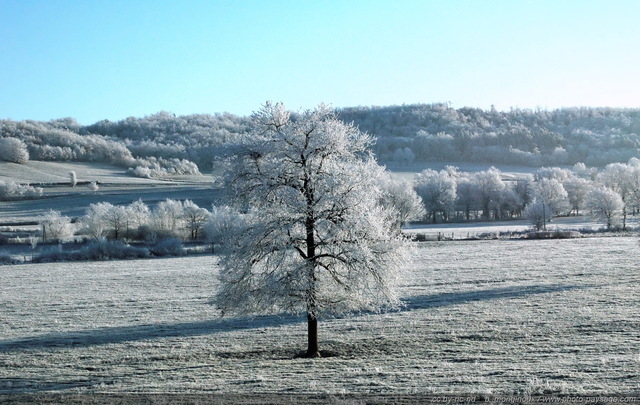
<box><xmin>2</xmin><ymin>104</ymin><xmax>639</xmax><ymax>175</ymax></box>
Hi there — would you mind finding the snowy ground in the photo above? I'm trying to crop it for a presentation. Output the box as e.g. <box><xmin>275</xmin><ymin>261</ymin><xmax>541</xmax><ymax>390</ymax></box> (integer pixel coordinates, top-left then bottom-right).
<box><xmin>1</xmin><ymin>237</ymin><xmax>638</xmax><ymax>396</ymax></box>
<box><xmin>0</xmin><ymin>161</ymin><xmax>219</xmax><ymax>223</ymax></box>
<box><xmin>0</xmin><ymin>161</ymin><xmax>214</xmax><ymax>186</ymax></box>
<box><xmin>404</xmin><ymin>215</ymin><xmax>638</xmax><ymax>240</ymax></box>
<box><xmin>385</xmin><ymin>161</ymin><xmax>538</xmax><ymax>182</ymax></box>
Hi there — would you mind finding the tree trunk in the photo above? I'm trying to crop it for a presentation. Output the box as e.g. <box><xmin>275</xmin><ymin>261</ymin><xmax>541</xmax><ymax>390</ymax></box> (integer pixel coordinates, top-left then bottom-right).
<box><xmin>306</xmin><ymin>312</ymin><xmax>320</xmax><ymax>357</ymax></box>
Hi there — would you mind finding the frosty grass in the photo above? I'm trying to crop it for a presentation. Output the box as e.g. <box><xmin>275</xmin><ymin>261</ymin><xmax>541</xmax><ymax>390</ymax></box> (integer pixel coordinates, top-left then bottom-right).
<box><xmin>0</xmin><ymin>237</ymin><xmax>638</xmax><ymax>395</ymax></box>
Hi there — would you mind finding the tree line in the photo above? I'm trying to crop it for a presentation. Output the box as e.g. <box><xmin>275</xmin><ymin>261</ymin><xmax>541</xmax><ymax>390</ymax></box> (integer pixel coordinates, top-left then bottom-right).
<box><xmin>414</xmin><ymin>160</ymin><xmax>640</xmax><ymax>230</ymax></box>
<box><xmin>35</xmin><ymin>157</ymin><xmax>639</xmax><ymax>246</ymax></box>
<box><xmin>39</xmin><ymin>199</ymin><xmax>229</xmax><ymax>245</ymax></box>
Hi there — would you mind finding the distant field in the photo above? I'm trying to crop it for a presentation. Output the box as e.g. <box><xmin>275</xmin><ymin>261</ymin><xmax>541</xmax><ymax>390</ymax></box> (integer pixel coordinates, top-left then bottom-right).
<box><xmin>405</xmin><ymin>215</ymin><xmax>636</xmax><ymax>239</ymax></box>
<box><xmin>385</xmin><ymin>161</ymin><xmax>538</xmax><ymax>181</ymax></box>
<box><xmin>1</xmin><ymin>237</ymin><xmax>637</xmax><ymax>396</ymax></box>
<box><xmin>0</xmin><ymin>161</ymin><xmax>219</xmax><ymax>223</ymax></box>
<box><xmin>0</xmin><ymin>161</ymin><xmax>200</xmax><ymax>185</ymax></box>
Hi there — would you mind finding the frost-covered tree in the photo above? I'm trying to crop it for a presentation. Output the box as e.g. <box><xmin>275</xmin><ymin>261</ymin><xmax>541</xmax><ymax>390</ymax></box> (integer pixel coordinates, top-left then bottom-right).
<box><xmin>563</xmin><ymin>176</ymin><xmax>592</xmax><ymax>216</ymax></box>
<box><xmin>455</xmin><ymin>175</ymin><xmax>480</xmax><ymax>220</ymax></box>
<box><xmin>585</xmin><ymin>186</ymin><xmax>624</xmax><ymax>230</ymax></box>
<box><xmin>182</xmin><ymin>200</ymin><xmax>209</xmax><ymax>240</ymax></box>
<box><xmin>573</xmin><ymin>162</ymin><xmax>597</xmax><ymax>180</ymax></box>
<box><xmin>597</xmin><ymin>163</ymin><xmax>636</xmax><ymax>229</ymax></box>
<box><xmin>81</xmin><ymin>202</ymin><xmax>127</xmax><ymax>239</ymax></box>
<box><xmin>104</xmin><ymin>204</ymin><xmax>128</xmax><ymax>239</ymax></box>
<box><xmin>523</xmin><ymin>199</ymin><xmax>551</xmax><ymax>231</ymax></box>
<box><xmin>127</xmin><ymin>199</ymin><xmax>151</xmax><ymax>228</ymax></box>
<box><xmin>532</xmin><ymin>178</ymin><xmax>570</xmax><ymax>218</ymax></box>
<box><xmin>40</xmin><ymin>210</ymin><xmax>73</xmax><ymax>242</ymax></box>
<box><xmin>0</xmin><ymin>137</ymin><xmax>29</xmax><ymax>164</ymax></box>
<box><xmin>214</xmin><ymin>102</ymin><xmax>411</xmax><ymax>357</ymax></box>
<box><xmin>625</xmin><ymin>164</ymin><xmax>640</xmax><ymax>216</ymax></box>
<box><xmin>414</xmin><ymin>169</ymin><xmax>457</xmax><ymax>223</ymax></box>
<box><xmin>378</xmin><ymin>173</ymin><xmax>425</xmax><ymax>229</ymax></box>
<box><xmin>152</xmin><ymin>199</ymin><xmax>185</xmax><ymax>237</ymax></box>
<box><xmin>204</xmin><ymin>205</ymin><xmax>248</xmax><ymax>252</ymax></box>
<box><xmin>473</xmin><ymin>167</ymin><xmax>505</xmax><ymax>220</ymax></box>
<box><xmin>82</xmin><ymin>202</ymin><xmax>110</xmax><ymax>239</ymax></box>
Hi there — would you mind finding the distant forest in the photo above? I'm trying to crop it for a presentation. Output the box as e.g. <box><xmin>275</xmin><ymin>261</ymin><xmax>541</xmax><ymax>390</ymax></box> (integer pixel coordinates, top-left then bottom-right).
<box><xmin>2</xmin><ymin>104</ymin><xmax>640</xmax><ymax>176</ymax></box>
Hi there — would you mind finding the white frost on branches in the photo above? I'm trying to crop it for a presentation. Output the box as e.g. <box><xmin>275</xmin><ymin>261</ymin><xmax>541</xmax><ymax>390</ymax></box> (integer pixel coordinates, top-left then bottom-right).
<box><xmin>214</xmin><ymin>102</ymin><xmax>412</xmax><ymax>322</ymax></box>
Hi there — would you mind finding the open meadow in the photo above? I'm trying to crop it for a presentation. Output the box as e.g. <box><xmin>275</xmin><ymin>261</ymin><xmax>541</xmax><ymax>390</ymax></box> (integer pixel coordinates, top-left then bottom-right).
<box><xmin>1</xmin><ymin>236</ymin><xmax>638</xmax><ymax>398</ymax></box>
<box><xmin>0</xmin><ymin>161</ymin><xmax>218</xmax><ymax>223</ymax></box>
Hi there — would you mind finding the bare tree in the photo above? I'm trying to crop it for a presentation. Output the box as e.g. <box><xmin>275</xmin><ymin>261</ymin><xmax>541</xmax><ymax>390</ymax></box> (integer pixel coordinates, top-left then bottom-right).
<box><xmin>214</xmin><ymin>102</ymin><xmax>411</xmax><ymax>357</ymax></box>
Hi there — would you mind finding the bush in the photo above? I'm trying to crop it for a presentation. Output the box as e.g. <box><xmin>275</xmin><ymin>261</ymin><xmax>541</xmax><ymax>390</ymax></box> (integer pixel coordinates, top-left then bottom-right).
<box><xmin>150</xmin><ymin>238</ymin><xmax>185</xmax><ymax>256</ymax></box>
<box><xmin>0</xmin><ymin>137</ymin><xmax>29</xmax><ymax>163</ymax></box>
<box><xmin>33</xmin><ymin>240</ymin><xmax>150</xmax><ymax>262</ymax></box>
<box><xmin>0</xmin><ymin>181</ymin><xmax>43</xmax><ymax>201</ymax></box>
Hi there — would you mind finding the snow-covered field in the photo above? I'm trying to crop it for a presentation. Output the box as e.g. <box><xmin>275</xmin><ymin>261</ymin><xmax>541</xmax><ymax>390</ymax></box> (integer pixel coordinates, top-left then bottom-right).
<box><xmin>385</xmin><ymin>161</ymin><xmax>538</xmax><ymax>182</ymax></box>
<box><xmin>0</xmin><ymin>161</ymin><xmax>214</xmax><ymax>186</ymax></box>
<box><xmin>0</xmin><ymin>161</ymin><xmax>219</xmax><ymax>223</ymax></box>
<box><xmin>404</xmin><ymin>215</ymin><xmax>636</xmax><ymax>239</ymax></box>
<box><xmin>1</xmin><ymin>237</ymin><xmax>638</xmax><ymax>396</ymax></box>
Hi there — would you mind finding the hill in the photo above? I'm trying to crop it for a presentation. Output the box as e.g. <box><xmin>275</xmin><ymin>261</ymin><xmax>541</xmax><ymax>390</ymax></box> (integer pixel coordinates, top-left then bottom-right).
<box><xmin>2</xmin><ymin>105</ymin><xmax>640</xmax><ymax>176</ymax></box>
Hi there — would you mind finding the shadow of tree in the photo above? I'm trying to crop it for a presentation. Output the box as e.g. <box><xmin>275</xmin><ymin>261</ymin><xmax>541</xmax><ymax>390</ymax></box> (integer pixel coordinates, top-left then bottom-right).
<box><xmin>0</xmin><ymin>314</ymin><xmax>301</xmax><ymax>353</ymax></box>
<box><xmin>0</xmin><ymin>283</ymin><xmax>589</xmax><ymax>353</ymax></box>
<box><xmin>400</xmin><ymin>283</ymin><xmax>588</xmax><ymax>311</ymax></box>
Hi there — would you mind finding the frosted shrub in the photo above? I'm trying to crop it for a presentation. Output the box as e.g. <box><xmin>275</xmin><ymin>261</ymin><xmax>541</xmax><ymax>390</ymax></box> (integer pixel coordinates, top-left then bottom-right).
<box><xmin>128</xmin><ymin>157</ymin><xmax>201</xmax><ymax>178</ymax></box>
<box><xmin>150</xmin><ymin>238</ymin><xmax>185</xmax><ymax>256</ymax></box>
<box><xmin>33</xmin><ymin>240</ymin><xmax>150</xmax><ymax>262</ymax></box>
<box><xmin>87</xmin><ymin>181</ymin><xmax>99</xmax><ymax>193</ymax></box>
<box><xmin>40</xmin><ymin>210</ymin><xmax>74</xmax><ymax>242</ymax></box>
<box><xmin>0</xmin><ymin>137</ymin><xmax>29</xmax><ymax>164</ymax></box>
<box><xmin>129</xmin><ymin>166</ymin><xmax>153</xmax><ymax>178</ymax></box>
<box><xmin>69</xmin><ymin>171</ymin><xmax>77</xmax><ymax>187</ymax></box>
<box><xmin>0</xmin><ymin>181</ymin><xmax>43</xmax><ymax>201</ymax></box>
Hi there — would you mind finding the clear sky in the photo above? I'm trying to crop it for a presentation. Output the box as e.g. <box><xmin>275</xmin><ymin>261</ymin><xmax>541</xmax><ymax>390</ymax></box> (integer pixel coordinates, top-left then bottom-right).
<box><xmin>1</xmin><ymin>0</ymin><xmax>639</xmax><ymax>124</ymax></box>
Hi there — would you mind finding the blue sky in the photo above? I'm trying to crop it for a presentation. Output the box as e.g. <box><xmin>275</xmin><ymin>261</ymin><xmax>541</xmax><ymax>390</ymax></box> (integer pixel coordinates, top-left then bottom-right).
<box><xmin>1</xmin><ymin>0</ymin><xmax>639</xmax><ymax>124</ymax></box>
